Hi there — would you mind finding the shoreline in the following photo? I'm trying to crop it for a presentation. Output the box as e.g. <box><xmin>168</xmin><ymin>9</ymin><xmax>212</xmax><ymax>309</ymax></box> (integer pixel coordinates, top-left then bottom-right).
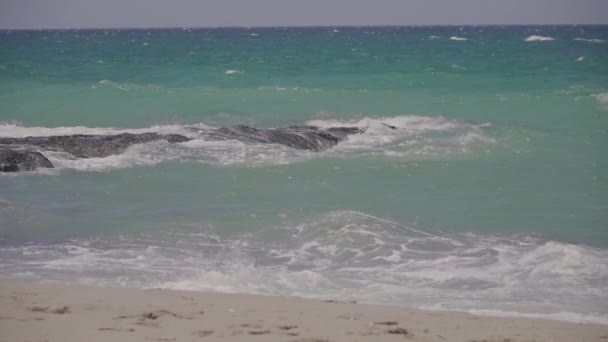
<box><xmin>1</xmin><ymin>281</ymin><xmax>607</xmax><ymax>341</ymax></box>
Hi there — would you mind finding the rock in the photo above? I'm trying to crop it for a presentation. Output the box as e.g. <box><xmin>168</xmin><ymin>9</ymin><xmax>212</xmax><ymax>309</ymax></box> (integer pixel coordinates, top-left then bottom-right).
<box><xmin>0</xmin><ymin>124</ymin><xmax>365</xmax><ymax>172</ymax></box>
<box><xmin>196</xmin><ymin>125</ymin><xmax>363</xmax><ymax>151</ymax></box>
<box><xmin>0</xmin><ymin>149</ymin><xmax>54</xmax><ymax>172</ymax></box>
<box><xmin>0</xmin><ymin>133</ymin><xmax>191</xmax><ymax>158</ymax></box>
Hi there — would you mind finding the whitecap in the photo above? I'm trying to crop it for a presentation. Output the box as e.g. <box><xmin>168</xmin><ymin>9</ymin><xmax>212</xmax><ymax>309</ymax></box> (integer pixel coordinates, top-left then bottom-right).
<box><xmin>524</xmin><ymin>35</ymin><xmax>555</xmax><ymax>42</ymax></box>
<box><xmin>573</xmin><ymin>38</ymin><xmax>605</xmax><ymax>43</ymax></box>
<box><xmin>225</xmin><ymin>69</ymin><xmax>241</xmax><ymax>75</ymax></box>
<box><xmin>450</xmin><ymin>36</ymin><xmax>468</xmax><ymax>41</ymax></box>
<box><xmin>577</xmin><ymin>56</ymin><xmax>585</xmax><ymax>62</ymax></box>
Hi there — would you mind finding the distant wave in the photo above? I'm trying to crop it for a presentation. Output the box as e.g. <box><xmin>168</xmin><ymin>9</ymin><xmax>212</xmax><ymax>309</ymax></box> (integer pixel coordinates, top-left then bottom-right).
<box><xmin>524</xmin><ymin>35</ymin><xmax>555</xmax><ymax>42</ymax></box>
<box><xmin>91</xmin><ymin>79</ymin><xmax>165</xmax><ymax>93</ymax></box>
<box><xmin>450</xmin><ymin>36</ymin><xmax>468</xmax><ymax>41</ymax></box>
<box><xmin>225</xmin><ymin>69</ymin><xmax>241</xmax><ymax>75</ymax></box>
<box><xmin>593</xmin><ymin>93</ymin><xmax>608</xmax><ymax>105</ymax></box>
<box><xmin>573</xmin><ymin>38</ymin><xmax>605</xmax><ymax>43</ymax></box>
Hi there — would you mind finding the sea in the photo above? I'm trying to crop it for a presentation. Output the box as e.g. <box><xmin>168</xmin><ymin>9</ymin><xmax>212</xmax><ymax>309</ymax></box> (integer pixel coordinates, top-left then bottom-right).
<box><xmin>0</xmin><ymin>26</ymin><xmax>607</xmax><ymax>324</ymax></box>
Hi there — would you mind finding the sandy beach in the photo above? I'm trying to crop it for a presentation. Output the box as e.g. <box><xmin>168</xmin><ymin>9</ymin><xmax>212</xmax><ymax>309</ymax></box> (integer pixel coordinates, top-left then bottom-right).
<box><xmin>1</xmin><ymin>282</ymin><xmax>606</xmax><ymax>342</ymax></box>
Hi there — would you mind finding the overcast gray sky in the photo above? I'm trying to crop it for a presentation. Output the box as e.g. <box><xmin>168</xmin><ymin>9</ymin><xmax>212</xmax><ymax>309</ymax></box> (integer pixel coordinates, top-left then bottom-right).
<box><xmin>1</xmin><ymin>0</ymin><xmax>607</xmax><ymax>29</ymax></box>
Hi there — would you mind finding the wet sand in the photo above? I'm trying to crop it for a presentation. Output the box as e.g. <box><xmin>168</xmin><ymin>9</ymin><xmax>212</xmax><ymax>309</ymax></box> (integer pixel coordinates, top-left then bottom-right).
<box><xmin>1</xmin><ymin>281</ymin><xmax>607</xmax><ymax>341</ymax></box>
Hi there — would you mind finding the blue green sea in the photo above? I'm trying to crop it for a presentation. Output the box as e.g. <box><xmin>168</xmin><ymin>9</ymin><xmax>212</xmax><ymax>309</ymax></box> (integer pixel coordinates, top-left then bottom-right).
<box><xmin>1</xmin><ymin>26</ymin><xmax>607</xmax><ymax>323</ymax></box>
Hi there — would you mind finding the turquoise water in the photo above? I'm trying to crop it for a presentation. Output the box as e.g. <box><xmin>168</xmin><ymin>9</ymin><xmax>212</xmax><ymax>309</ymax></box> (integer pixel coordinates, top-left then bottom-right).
<box><xmin>1</xmin><ymin>26</ymin><xmax>607</xmax><ymax>323</ymax></box>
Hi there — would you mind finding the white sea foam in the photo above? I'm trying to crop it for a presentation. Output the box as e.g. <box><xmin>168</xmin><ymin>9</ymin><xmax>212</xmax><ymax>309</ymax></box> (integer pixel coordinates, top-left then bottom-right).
<box><xmin>577</xmin><ymin>56</ymin><xmax>585</xmax><ymax>62</ymax></box>
<box><xmin>524</xmin><ymin>35</ymin><xmax>555</xmax><ymax>42</ymax></box>
<box><xmin>450</xmin><ymin>36</ymin><xmax>468</xmax><ymax>41</ymax></box>
<box><xmin>92</xmin><ymin>79</ymin><xmax>165</xmax><ymax>93</ymax></box>
<box><xmin>46</xmin><ymin>142</ymin><xmax>172</xmax><ymax>172</ymax></box>
<box><xmin>1</xmin><ymin>210</ymin><xmax>606</xmax><ymax>324</ymax></box>
<box><xmin>0</xmin><ymin>122</ymin><xmax>208</xmax><ymax>138</ymax></box>
<box><xmin>573</xmin><ymin>38</ymin><xmax>605</xmax><ymax>43</ymax></box>
<box><xmin>225</xmin><ymin>69</ymin><xmax>241</xmax><ymax>75</ymax></box>
<box><xmin>593</xmin><ymin>93</ymin><xmax>608</xmax><ymax>105</ymax></box>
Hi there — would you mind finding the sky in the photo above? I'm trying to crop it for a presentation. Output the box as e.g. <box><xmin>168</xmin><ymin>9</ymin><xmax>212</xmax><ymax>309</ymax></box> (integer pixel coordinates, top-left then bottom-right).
<box><xmin>1</xmin><ymin>0</ymin><xmax>607</xmax><ymax>29</ymax></box>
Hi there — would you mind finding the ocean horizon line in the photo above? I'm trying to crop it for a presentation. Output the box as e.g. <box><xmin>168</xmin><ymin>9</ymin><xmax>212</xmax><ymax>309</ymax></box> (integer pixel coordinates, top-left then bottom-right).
<box><xmin>2</xmin><ymin>23</ymin><xmax>608</xmax><ymax>32</ymax></box>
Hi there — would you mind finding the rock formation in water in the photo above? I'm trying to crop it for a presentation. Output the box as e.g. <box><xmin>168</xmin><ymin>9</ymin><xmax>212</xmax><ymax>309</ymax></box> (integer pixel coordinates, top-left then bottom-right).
<box><xmin>192</xmin><ymin>125</ymin><xmax>363</xmax><ymax>152</ymax></box>
<box><xmin>0</xmin><ymin>125</ymin><xmax>365</xmax><ymax>172</ymax></box>
<box><xmin>0</xmin><ymin>133</ymin><xmax>191</xmax><ymax>159</ymax></box>
<box><xmin>0</xmin><ymin>148</ymin><xmax>54</xmax><ymax>172</ymax></box>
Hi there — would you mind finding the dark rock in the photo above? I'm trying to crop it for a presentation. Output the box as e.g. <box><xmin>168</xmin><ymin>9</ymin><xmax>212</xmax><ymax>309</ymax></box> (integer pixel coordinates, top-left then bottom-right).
<box><xmin>382</xmin><ymin>123</ymin><xmax>398</xmax><ymax>130</ymax></box>
<box><xmin>195</xmin><ymin>125</ymin><xmax>363</xmax><ymax>151</ymax></box>
<box><xmin>0</xmin><ymin>133</ymin><xmax>191</xmax><ymax>158</ymax></box>
<box><xmin>0</xmin><ymin>149</ymin><xmax>54</xmax><ymax>172</ymax></box>
<box><xmin>0</xmin><ymin>124</ymin><xmax>365</xmax><ymax>172</ymax></box>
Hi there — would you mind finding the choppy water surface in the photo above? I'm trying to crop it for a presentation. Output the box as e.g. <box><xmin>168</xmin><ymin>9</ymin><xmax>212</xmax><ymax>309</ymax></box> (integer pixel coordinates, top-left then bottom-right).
<box><xmin>1</xmin><ymin>26</ymin><xmax>607</xmax><ymax>323</ymax></box>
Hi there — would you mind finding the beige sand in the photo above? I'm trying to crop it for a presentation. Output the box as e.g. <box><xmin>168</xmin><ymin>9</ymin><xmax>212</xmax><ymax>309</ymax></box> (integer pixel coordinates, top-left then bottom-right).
<box><xmin>0</xmin><ymin>281</ymin><xmax>606</xmax><ymax>342</ymax></box>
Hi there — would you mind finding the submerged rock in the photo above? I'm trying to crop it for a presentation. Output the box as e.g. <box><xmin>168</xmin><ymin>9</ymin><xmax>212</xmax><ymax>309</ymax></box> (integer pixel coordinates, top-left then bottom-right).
<box><xmin>0</xmin><ymin>149</ymin><xmax>54</xmax><ymax>172</ymax></box>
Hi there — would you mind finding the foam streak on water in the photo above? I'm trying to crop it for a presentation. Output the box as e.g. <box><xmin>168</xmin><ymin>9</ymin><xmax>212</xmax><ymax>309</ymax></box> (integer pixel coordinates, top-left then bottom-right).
<box><xmin>0</xmin><ymin>210</ymin><xmax>606</xmax><ymax>324</ymax></box>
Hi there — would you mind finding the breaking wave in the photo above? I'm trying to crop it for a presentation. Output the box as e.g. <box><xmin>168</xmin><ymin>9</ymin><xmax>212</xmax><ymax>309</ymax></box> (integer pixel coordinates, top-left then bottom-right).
<box><xmin>1</xmin><ymin>210</ymin><xmax>606</xmax><ymax>324</ymax></box>
<box><xmin>0</xmin><ymin>115</ymin><xmax>494</xmax><ymax>173</ymax></box>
